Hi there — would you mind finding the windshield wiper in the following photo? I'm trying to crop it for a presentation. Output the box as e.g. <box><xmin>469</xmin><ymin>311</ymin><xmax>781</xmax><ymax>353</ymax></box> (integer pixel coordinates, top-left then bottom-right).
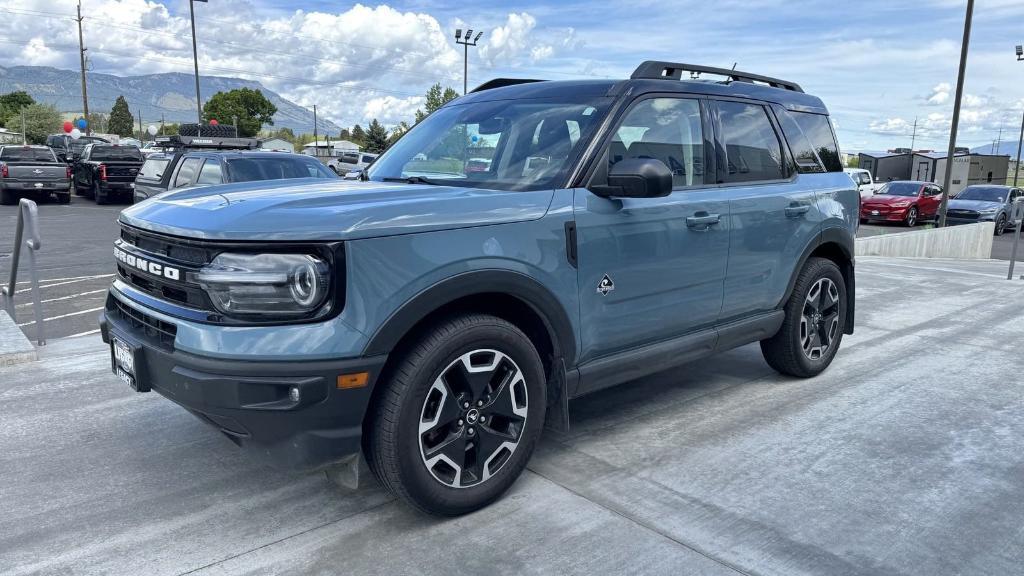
<box><xmin>381</xmin><ymin>176</ymin><xmax>442</xmax><ymax>185</ymax></box>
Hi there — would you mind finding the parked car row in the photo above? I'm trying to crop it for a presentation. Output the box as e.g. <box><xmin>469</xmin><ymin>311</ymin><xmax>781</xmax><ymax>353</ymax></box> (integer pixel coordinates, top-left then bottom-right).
<box><xmin>860</xmin><ymin>180</ymin><xmax>1024</xmax><ymax>235</ymax></box>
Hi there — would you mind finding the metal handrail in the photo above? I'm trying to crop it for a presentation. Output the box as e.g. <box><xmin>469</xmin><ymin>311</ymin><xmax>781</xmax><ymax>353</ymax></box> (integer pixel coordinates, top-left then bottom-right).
<box><xmin>1</xmin><ymin>198</ymin><xmax>45</xmax><ymax>345</ymax></box>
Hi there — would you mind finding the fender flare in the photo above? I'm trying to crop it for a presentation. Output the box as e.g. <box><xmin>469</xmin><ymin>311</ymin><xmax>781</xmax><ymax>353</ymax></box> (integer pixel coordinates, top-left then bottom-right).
<box><xmin>784</xmin><ymin>227</ymin><xmax>856</xmax><ymax>333</ymax></box>
<box><xmin>362</xmin><ymin>269</ymin><xmax>577</xmax><ymax>367</ymax></box>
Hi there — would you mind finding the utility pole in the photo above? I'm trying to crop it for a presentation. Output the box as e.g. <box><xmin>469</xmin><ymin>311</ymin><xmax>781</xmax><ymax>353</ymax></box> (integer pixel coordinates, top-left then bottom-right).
<box><xmin>455</xmin><ymin>29</ymin><xmax>484</xmax><ymax>95</ymax></box>
<box><xmin>996</xmin><ymin>127</ymin><xmax>1003</xmax><ymax>154</ymax></box>
<box><xmin>909</xmin><ymin>117</ymin><xmax>918</xmax><ymax>154</ymax></box>
<box><xmin>137</xmin><ymin>109</ymin><xmax>142</xmax><ymax>141</ymax></box>
<box><xmin>938</xmin><ymin>0</ymin><xmax>974</xmax><ymax>228</ymax></box>
<box><xmin>1015</xmin><ymin>111</ymin><xmax>1024</xmax><ymax>188</ymax></box>
<box><xmin>312</xmin><ymin>104</ymin><xmax>319</xmax><ymax>156</ymax></box>
<box><xmin>76</xmin><ymin>1</ymin><xmax>90</xmax><ymax>136</ymax></box>
<box><xmin>189</xmin><ymin>0</ymin><xmax>207</xmax><ymax>133</ymax></box>
<box><xmin>21</xmin><ymin>110</ymin><xmax>27</xmax><ymax>145</ymax></box>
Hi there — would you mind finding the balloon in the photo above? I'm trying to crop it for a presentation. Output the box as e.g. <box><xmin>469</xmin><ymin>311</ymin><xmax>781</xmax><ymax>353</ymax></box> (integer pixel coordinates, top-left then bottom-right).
<box><xmin>69</xmin><ymin>128</ymin><xmax>82</xmax><ymax>140</ymax></box>
<box><xmin>209</xmin><ymin>119</ymin><xmax>219</xmax><ymax>126</ymax></box>
<box><xmin>147</xmin><ymin>124</ymin><xmax>158</xmax><ymax>136</ymax></box>
<box><xmin>63</xmin><ymin>121</ymin><xmax>73</xmax><ymax>133</ymax></box>
<box><xmin>76</xmin><ymin>118</ymin><xmax>87</xmax><ymax>130</ymax></box>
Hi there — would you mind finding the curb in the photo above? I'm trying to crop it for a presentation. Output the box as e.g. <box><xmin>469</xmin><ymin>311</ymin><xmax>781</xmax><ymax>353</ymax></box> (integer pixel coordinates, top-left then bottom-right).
<box><xmin>0</xmin><ymin>310</ymin><xmax>37</xmax><ymax>368</ymax></box>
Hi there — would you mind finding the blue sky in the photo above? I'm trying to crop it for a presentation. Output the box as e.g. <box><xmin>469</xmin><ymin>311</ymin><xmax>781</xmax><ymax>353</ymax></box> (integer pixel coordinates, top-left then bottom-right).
<box><xmin>3</xmin><ymin>0</ymin><xmax>1024</xmax><ymax>152</ymax></box>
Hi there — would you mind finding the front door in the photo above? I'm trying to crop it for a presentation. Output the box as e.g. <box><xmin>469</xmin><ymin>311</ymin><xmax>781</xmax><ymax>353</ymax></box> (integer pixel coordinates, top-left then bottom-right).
<box><xmin>574</xmin><ymin>96</ymin><xmax>730</xmax><ymax>364</ymax></box>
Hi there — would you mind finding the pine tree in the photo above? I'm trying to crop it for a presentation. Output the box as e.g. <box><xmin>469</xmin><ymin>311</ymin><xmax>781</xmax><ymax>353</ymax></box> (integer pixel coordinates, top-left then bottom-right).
<box><xmin>351</xmin><ymin>124</ymin><xmax>366</xmax><ymax>147</ymax></box>
<box><xmin>414</xmin><ymin>84</ymin><xmax>460</xmax><ymax>123</ymax></box>
<box><xmin>364</xmin><ymin>119</ymin><xmax>389</xmax><ymax>154</ymax></box>
<box><xmin>107</xmin><ymin>96</ymin><xmax>134</xmax><ymax>137</ymax></box>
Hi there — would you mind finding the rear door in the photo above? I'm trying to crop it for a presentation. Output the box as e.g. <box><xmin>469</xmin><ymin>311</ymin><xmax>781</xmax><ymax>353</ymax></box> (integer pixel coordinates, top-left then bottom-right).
<box><xmin>714</xmin><ymin>99</ymin><xmax>823</xmax><ymax>321</ymax></box>
<box><xmin>195</xmin><ymin>158</ymin><xmax>224</xmax><ymax>186</ymax></box>
<box><xmin>574</xmin><ymin>96</ymin><xmax>730</xmax><ymax>364</ymax></box>
<box><xmin>170</xmin><ymin>157</ymin><xmax>203</xmax><ymax>189</ymax></box>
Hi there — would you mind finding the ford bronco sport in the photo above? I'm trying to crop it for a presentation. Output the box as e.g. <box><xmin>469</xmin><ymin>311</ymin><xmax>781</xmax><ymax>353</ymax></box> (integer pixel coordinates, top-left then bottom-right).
<box><xmin>99</xmin><ymin>61</ymin><xmax>857</xmax><ymax>515</ymax></box>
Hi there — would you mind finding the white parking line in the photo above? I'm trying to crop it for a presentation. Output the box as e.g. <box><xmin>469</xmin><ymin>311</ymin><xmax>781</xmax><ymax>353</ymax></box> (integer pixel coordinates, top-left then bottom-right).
<box><xmin>17</xmin><ymin>306</ymin><xmax>105</xmax><ymax>327</ymax></box>
<box><xmin>16</xmin><ymin>289</ymin><xmax>107</xmax><ymax>307</ymax></box>
<box><xmin>14</xmin><ymin>275</ymin><xmax>113</xmax><ymax>294</ymax></box>
<box><xmin>63</xmin><ymin>328</ymin><xmax>102</xmax><ymax>339</ymax></box>
<box><xmin>17</xmin><ymin>273</ymin><xmax>113</xmax><ymax>286</ymax></box>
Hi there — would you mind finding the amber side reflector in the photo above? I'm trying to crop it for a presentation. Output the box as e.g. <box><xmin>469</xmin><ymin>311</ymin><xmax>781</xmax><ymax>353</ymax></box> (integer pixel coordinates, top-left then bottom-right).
<box><xmin>337</xmin><ymin>372</ymin><xmax>369</xmax><ymax>389</ymax></box>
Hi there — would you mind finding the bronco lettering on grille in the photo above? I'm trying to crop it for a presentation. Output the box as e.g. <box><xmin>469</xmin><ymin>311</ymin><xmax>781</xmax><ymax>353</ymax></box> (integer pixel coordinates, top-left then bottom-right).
<box><xmin>114</xmin><ymin>246</ymin><xmax>181</xmax><ymax>281</ymax></box>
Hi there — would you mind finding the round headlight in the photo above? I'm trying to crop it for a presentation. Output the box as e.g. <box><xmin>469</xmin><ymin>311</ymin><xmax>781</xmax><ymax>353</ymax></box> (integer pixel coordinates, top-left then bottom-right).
<box><xmin>291</xmin><ymin>259</ymin><xmax>321</xmax><ymax>307</ymax></box>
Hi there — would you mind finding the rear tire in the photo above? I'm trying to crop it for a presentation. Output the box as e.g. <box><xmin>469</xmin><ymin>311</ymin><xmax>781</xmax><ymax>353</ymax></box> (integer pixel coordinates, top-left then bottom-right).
<box><xmin>94</xmin><ymin>183</ymin><xmax>107</xmax><ymax>205</ymax></box>
<box><xmin>367</xmin><ymin>313</ymin><xmax>546</xmax><ymax>516</ymax></box>
<box><xmin>0</xmin><ymin>189</ymin><xmax>16</xmax><ymax>205</ymax></box>
<box><xmin>56</xmin><ymin>193</ymin><xmax>71</xmax><ymax>205</ymax></box>
<box><xmin>761</xmin><ymin>257</ymin><xmax>847</xmax><ymax>378</ymax></box>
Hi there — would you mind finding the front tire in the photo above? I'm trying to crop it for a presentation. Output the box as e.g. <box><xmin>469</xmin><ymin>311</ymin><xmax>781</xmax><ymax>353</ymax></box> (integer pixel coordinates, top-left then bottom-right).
<box><xmin>367</xmin><ymin>314</ymin><xmax>546</xmax><ymax>516</ymax></box>
<box><xmin>995</xmin><ymin>214</ymin><xmax>1007</xmax><ymax>236</ymax></box>
<box><xmin>761</xmin><ymin>257</ymin><xmax>847</xmax><ymax>378</ymax></box>
<box><xmin>904</xmin><ymin>206</ymin><xmax>918</xmax><ymax>227</ymax></box>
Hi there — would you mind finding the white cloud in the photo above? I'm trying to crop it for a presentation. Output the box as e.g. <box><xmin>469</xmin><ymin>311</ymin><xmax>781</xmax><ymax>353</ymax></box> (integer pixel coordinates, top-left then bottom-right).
<box><xmin>361</xmin><ymin>95</ymin><xmax>423</xmax><ymax>127</ymax></box>
<box><xmin>927</xmin><ymin>83</ymin><xmax>951</xmax><ymax>105</ymax></box>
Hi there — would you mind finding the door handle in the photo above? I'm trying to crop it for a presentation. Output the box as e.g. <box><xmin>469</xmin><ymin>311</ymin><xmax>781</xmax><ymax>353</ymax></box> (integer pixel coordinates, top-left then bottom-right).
<box><xmin>785</xmin><ymin>204</ymin><xmax>811</xmax><ymax>218</ymax></box>
<box><xmin>685</xmin><ymin>212</ymin><xmax>720</xmax><ymax>230</ymax></box>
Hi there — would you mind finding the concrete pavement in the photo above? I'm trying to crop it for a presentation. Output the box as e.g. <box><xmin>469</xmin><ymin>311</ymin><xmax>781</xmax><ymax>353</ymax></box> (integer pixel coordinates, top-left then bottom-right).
<box><xmin>2</xmin><ymin>257</ymin><xmax>1023</xmax><ymax>575</ymax></box>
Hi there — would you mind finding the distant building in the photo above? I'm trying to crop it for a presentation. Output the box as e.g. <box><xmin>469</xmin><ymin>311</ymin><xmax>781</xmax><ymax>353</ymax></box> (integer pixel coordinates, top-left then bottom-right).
<box><xmin>0</xmin><ymin>128</ymin><xmax>23</xmax><ymax>144</ymax></box>
<box><xmin>858</xmin><ymin>151</ymin><xmax>911</xmax><ymax>182</ymax></box>
<box><xmin>934</xmin><ymin>153</ymin><xmax>1010</xmax><ymax>196</ymax></box>
<box><xmin>301</xmin><ymin>139</ymin><xmax>359</xmax><ymax>158</ymax></box>
<box><xmin>259</xmin><ymin>137</ymin><xmax>294</xmax><ymax>153</ymax></box>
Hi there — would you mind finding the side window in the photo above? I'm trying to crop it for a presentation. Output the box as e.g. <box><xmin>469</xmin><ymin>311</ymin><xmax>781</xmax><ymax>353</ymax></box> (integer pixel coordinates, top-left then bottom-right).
<box><xmin>716</xmin><ymin>101</ymin><xmax>785</xmax><ymax>183</ymax></box>
<box><xmin>173</xmin><ymin>157</ymin><xmax>202</xmax><ymax>188</ymax></box>
<box><xmin>791</xmin><ymin>112</ymin><xmax>843</xmax><ymax>172</ymax></box>
<box><xmin>775</xmin><ymin>108</ymin><xmax>822</xmax><ymax>173</ymax></box>
<box><xmin>196</xmin><ymin>159</ymin><xmax>223</xmax><ymax>185</ymax></box>
<box><xmin>609</xmin><ymin>97</ymin><xmax>704</xmax><ymax>188</ymax></box>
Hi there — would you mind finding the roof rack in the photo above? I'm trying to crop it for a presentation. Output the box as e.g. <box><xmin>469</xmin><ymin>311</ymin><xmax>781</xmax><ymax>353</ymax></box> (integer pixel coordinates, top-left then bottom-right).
<box><xmin>471</xmin><ymin>78</ymin><xmax>546</xmax><ymax>93</ymax></box>
<box><xmin>631</xmin><ymin>61</ymin><xmax>803</xmax><ymax>93</ymax></box>
<box><xmin>153</xmin><ymin>135</ymin><xmax>260</xmax><ymax>150</ymax></box>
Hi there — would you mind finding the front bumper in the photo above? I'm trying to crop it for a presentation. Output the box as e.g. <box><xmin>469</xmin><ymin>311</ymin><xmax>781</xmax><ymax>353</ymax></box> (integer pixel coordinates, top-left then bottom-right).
<box><xmin>99</xmin><ymin>295</ymin><xmax>387</xmax><ymax>471</ymax></box>
<box><xmin>860</xmin><ymin>206</ymin><xmax>909</xmax><ymax>222</ymax></box>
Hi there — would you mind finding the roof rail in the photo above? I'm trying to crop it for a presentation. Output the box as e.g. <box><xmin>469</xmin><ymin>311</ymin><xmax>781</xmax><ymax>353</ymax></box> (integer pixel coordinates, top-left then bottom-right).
<box><xmin>631</xmin><ymin>61</ymin><xmax>803</xmax><ymax>93</ymax></box>
<box><xmin>153</xmin><ymin>135</ymin><xmax>260</xmax><ymax>150</ymax></box>
<box><xmin>471</xmin><ymin>78</ymin><xmax>546</xmax><ymax>93</ymax></box>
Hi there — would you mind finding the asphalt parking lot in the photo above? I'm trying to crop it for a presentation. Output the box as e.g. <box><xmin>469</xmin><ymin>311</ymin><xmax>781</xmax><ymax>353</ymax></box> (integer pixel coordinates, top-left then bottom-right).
<box><xmin>2</xmin><ymin>199</ymin><xmax>1023</xmax><ymax>344</ymax></box>
<box><xmin>0</xmin><ymin>198</ymin><xmax>124</xmax><ymax>340</ymax></box>
<box><xmin>2</xmin><ymin>256</ymin><xmax>1023</xmax><ymax>575</ymax></box>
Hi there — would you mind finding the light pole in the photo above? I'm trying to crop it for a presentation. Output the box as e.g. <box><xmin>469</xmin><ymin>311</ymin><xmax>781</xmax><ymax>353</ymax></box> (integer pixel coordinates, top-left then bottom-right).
<box><xmin>1007</xmin><ymin>45</ymin><xmax>1024</xmax><ymax>280</ymax></box>
<box><xmin>455</xmin><ymin>29</ymin><xmax>484</xmax><ymax>95</ymax></box>
<box><xmin>189</xmin><ymin>0</ymin><xmax>207</xmax><ymax>131</ymax></box>
<box><xmin>937</xmin><ymin>0</ymin><xmax>974</xmax><ymax>228</ymax></box>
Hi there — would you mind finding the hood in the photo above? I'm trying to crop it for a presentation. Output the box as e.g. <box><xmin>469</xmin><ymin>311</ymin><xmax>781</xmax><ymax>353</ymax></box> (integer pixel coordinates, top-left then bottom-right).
<box><xmin>947</xmin><ymin>199</ymin><xmax>1002</xmax><ymax>212</ymax></box>
<box><xmin>119</xmin><ymin>178</ymin><xmax>554</xmax><ymax>241</ymax></box>
<box><xmin>862</xmin><ymin>195</ymin><xmax>916</xmax><ymax>207</ymax></box>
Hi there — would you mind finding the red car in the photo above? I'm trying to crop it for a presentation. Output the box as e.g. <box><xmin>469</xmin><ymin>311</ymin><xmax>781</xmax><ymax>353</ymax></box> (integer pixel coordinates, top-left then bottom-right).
<box><xmin>860</xmin><ymin>180</ymin><xmax>943</xmax><ymax>227</ymax></box>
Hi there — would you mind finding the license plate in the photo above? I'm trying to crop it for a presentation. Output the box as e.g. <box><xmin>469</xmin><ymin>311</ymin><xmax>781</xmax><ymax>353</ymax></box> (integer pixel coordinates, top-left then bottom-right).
<box><xmin>34</xmin><ymin>182</ymin><xmax>44</xmax><ymax>188</ymax></box>
<box><xmin>111</xmin><ymin>337</ymin><xmax>148</xmax><ymax>392</ymax></box>
<box><xmin>872</xmin><ymin>210</ymin><xmax>879</xmax><ymax>215</ymax></box>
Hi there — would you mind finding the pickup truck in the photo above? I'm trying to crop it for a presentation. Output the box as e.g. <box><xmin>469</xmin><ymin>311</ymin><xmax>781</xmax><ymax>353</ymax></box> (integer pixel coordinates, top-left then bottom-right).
<box><xmin>46</xmin><ymin>133</ymin><xmax>110</xmax><ymax>163</ymax></box>
<box><xmin>0</xmin><ymin>145</ymin><xmax>72</xmax><ymax>205</ymax></box>
<box><xmin>72</xmin><ymin>144</ymin><xmax>144</xmax><ymax>205</ymax></box>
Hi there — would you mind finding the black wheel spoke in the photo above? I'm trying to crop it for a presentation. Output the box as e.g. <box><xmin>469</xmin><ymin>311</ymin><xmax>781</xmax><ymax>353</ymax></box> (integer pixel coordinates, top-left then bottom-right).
<box><xmin>424</xmin><ymin>429</ymin><xmax>468</xmax><ymax>469</ymax></box>
<box><xmin>466</xmin><ymin>426</ymin><xmax>509</xmax><ymax>483</ymax></box>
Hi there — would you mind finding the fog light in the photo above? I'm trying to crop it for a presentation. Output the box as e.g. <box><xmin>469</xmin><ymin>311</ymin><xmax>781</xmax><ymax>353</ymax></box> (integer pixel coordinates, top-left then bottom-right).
<box><xmin>288</xmin><ymin>386</ymin><xmax>301</xmax><ymax>403</ymax></box>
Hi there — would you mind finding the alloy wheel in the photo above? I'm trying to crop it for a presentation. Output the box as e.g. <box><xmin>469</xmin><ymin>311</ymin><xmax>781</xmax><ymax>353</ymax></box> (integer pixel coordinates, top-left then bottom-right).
<box><xmin>800</xmin><ymin>278</ymin><xmax>841</xmax><ymax>361</ymax></box>
<box><xmin>906</xmin><ymin>207</ymin><xmax>917</xmax><ymax>227</ymax></box>
<box><xmin>418</xmin><ymin>349</ymin><xmax>529</xmax><ymax>489</ymax></box>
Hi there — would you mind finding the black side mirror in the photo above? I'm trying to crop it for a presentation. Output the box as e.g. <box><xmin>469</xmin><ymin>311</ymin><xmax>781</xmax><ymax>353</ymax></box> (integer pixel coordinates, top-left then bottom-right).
<box><xmin>590</xmin><ymin>158</ymin><xmax>673</xmax><ymax>198</ymax></box>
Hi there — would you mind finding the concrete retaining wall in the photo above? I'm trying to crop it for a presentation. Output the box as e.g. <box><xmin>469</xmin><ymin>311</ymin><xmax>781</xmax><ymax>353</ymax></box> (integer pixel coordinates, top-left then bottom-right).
<box><xmin>855</xmin><ymin>222</ymin><xmax>995</xmax><ymax>259</ymax></box>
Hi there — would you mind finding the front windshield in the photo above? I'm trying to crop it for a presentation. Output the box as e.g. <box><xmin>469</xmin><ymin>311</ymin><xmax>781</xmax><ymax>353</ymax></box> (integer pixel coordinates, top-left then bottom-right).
<box><xmin>367</xmin><ymin>96</ymin><xmax>611</xmax><ymax>191</ymax></box>
<box><xmin>955</xmin><ymin>186</ymin><xmax>1006</xmax><ymax>202</ymax></box>
<box><xmin>876</xmin><ymin>182</ymin><xmax>921</xmax><ymax>197</ymax></box>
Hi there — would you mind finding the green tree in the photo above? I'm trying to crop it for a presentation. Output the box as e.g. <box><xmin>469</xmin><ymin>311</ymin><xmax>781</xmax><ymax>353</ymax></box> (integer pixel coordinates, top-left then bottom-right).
<box><xmin>0</xmin><ymin>91</ymin><xmax>35</xmax><ymax>127</ymax></box>
<box><xmin>350</xmin><ymin>124</ymin><xmax>366</xmax><ymax>147</ymax></box>
<box><xmin>339</xmin><ymin>128</ymin><xmax>352</xmax><ymax>142</ymax></box>
<box><xmin>414</xmin><ymin>83</ymin><xmax>460</xmax><ymax>124</ymax></box>
<box><xmin>201</xmin><ymin>88</ymin><xmax>277</xmax><ymax>137</ymax></box>
<box><xmin>846</xmin><ymin>155</ymin><xmax>859</xmax><ymax>168</ymax></box>
<box><xmin>20</xmin><ymin>103</ymin><xmax>61</xmax><ymax>144</ymax></box>
<box><xmin>107</xmin><ymin>96</ymin><xmax>134</xmax><ymax>137</ymax></box>
<box><xmin>387</xmin><ymin>121</ymin><xmax>410</xmax><ymax>146</ymax></box>
<box><xmin>86</xmin><ymin>112</ymin><xmax>108</xmax><ymax>134</ymax></box>
<box><xmin>363</xmin><ymin>119</ymin><xmax>390</xmax><ymax>153</ymax></box>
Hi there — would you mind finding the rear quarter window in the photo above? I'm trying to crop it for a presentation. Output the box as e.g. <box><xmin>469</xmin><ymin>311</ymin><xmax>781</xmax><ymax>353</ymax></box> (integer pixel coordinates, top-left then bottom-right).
<box><xmin>789</xmin><ymin>111</ymin><xmax>842</xmax><ymax>173</ymax></box>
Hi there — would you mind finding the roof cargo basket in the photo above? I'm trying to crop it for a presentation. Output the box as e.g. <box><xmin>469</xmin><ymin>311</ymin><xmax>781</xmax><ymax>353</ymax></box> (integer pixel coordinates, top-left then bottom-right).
<box><xmin>153</xmin><ymin>135</ymin><xmax>260</xmax><ymax>150</ymax></box>
<box><xmin>471</xmin><ymin>78</ymin><xmax>546</xmax><ymax>93</ymax></box>
<box><xmin>631</xmin><ymin>61</ymin><xmax>803</xmax><ymax>93</ymax></box>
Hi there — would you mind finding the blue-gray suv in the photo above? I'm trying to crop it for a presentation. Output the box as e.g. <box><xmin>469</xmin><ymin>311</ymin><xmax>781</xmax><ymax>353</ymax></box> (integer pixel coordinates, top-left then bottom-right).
<box><xmin>99</xmin><ymin>61</ymin><xmax>858</xmax><ymax>515</ymax></box>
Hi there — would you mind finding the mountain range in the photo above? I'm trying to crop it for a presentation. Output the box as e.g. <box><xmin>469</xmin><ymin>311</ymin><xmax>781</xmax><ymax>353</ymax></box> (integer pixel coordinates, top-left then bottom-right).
<box><xmin>0</xmin><ymin>65</ymin><xmax>339</xmax><ymax>135</ymax></box>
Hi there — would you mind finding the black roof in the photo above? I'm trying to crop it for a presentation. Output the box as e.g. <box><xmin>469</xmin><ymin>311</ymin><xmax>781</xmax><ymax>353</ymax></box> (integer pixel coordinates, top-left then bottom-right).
<box><xmin>458</xmin><ymin>61</ymin><xmax>828</xmax><ymax>114</ymax></box>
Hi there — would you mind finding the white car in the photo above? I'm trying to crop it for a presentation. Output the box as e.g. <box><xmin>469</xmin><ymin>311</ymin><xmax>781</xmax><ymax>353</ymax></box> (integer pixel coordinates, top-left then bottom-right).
<box><xmin>844</xmin><ymin>168</ymin><xmax>880</xmax><ymax>199</ymax></box>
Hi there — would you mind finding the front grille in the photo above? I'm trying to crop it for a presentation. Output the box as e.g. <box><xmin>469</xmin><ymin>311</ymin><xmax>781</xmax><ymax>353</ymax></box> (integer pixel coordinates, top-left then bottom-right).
<box><xmin>117</xmin><ymin>227</ymin><xmax>215</xmax><ymax>310</ymax></box>
<box><xmin>947</xmin><ymin>210</ymin><xmax>978</xmax><ymax>220</ymax></box>
<box><xmin>110</xmin><ymin>296</ymin><xmax>177</xmax><ymax>350</ymax></box>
